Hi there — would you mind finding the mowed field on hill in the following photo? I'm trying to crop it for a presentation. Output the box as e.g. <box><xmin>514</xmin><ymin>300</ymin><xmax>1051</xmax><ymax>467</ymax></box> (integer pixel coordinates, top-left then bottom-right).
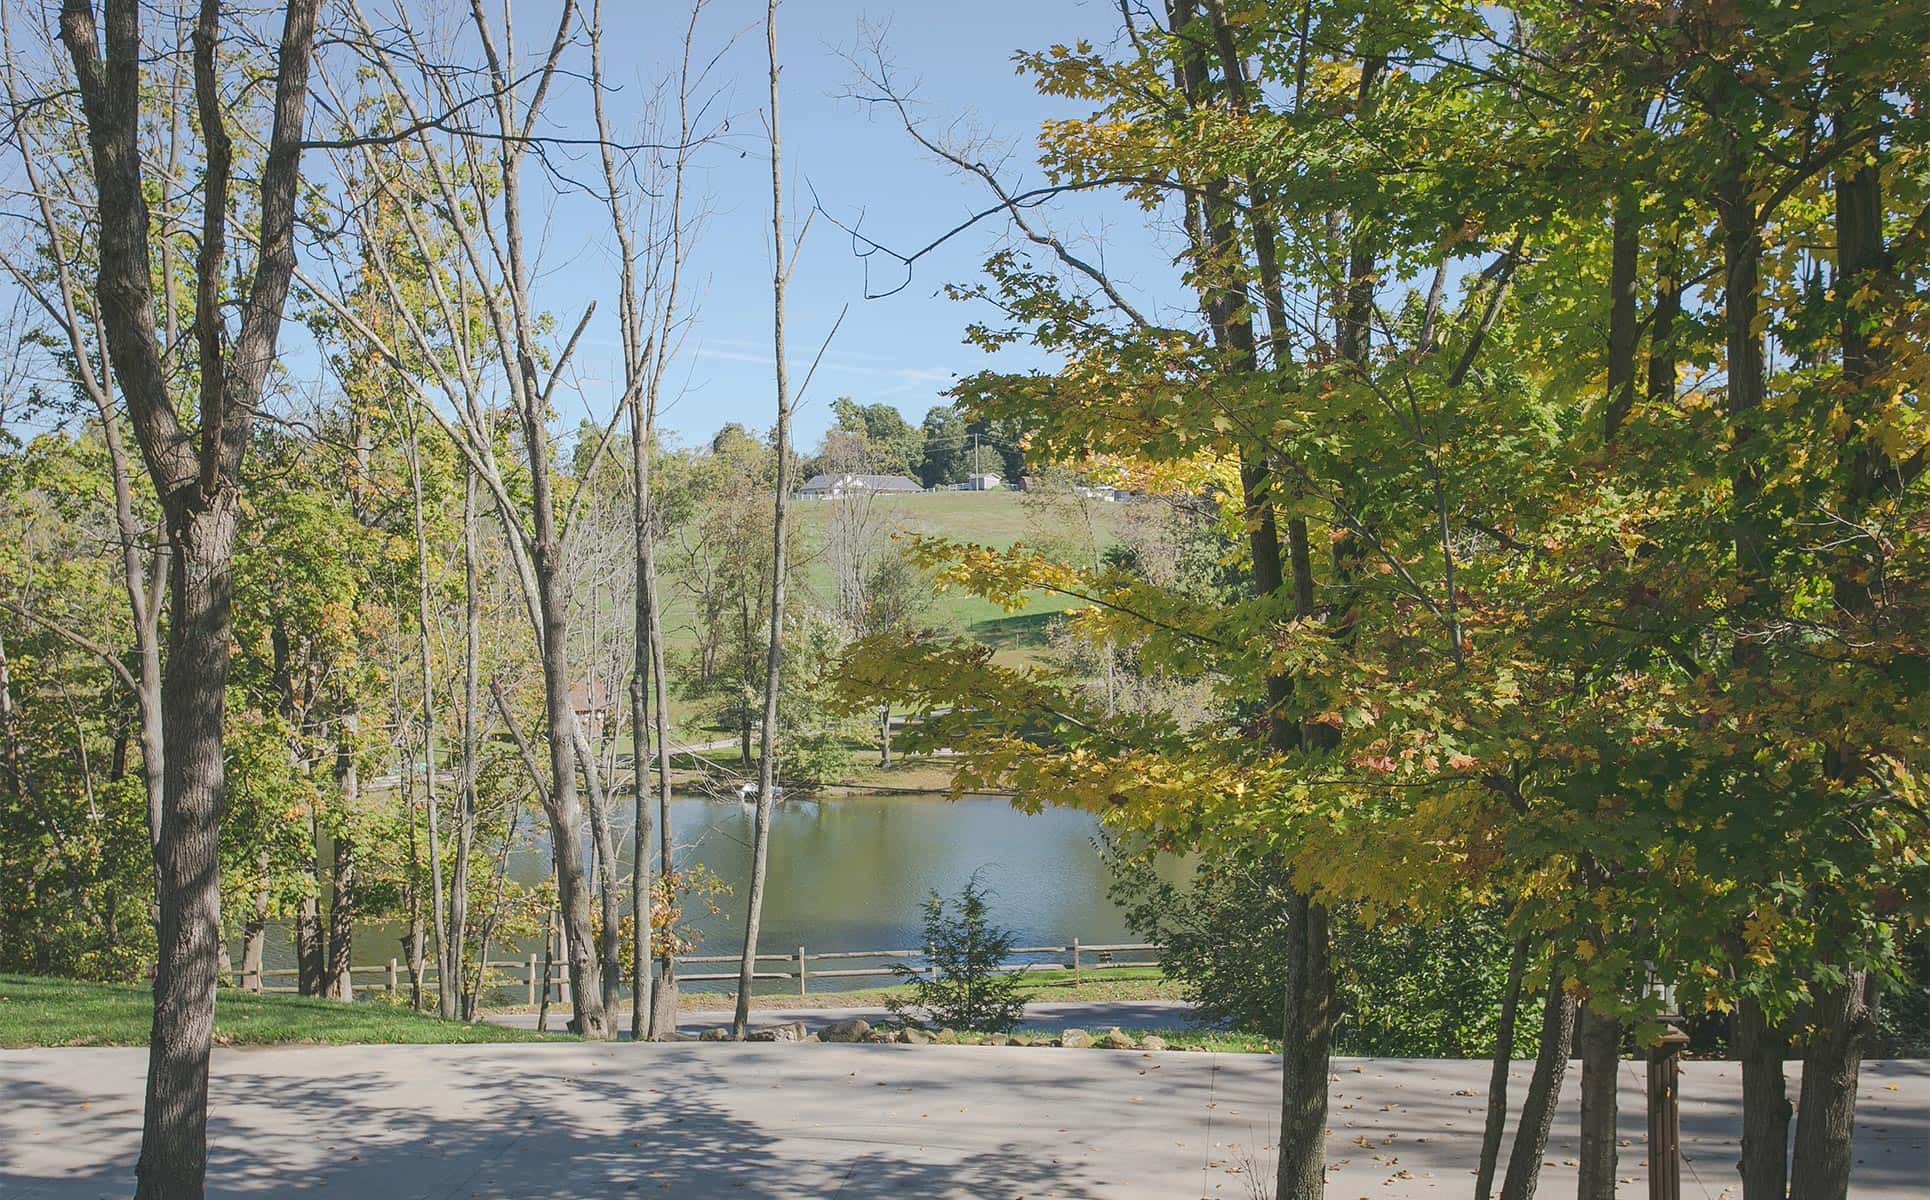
<box><xmin>790</xmin><ymin>489</ymin><xmax>1126</xmax><ymax>646</ymax></box>
<box><xmin>648</xmin><ymin>489</ymin><xmax>1127</xmax><ymax>745</ymax></box>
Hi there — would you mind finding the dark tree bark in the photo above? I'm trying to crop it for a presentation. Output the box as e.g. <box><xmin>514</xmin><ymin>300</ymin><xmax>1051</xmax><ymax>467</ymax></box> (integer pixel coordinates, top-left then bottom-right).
<box><xmin>1646</xmin><ymin>264</ymin><xmax>1681</xmax><ymax>411</ymax></box>
<box><xmin>1180</xmin><ymin>7</ymin><xmax>1335</xmax><ymax>1193</ymax></box>
<box><xmin>1577</xmin><ymin>1007</ymin><xmax>1621</xmax><ymax>1200</ymax></box>
<box><xmin>1498</xmin><ymin>977</ymin><xmax>1578</xmax><ymax>1200</ymax></box>
<box><xmin>238</xmin><ymin>849</ymin><xmax>268</xmax><ymax>993</ymax></box>
<box><xmin>1718</xmin><ymin>129</ymin><xmax>1792</xmax><ymax>1200</ymax></box>
<box><xmin>1790</xmin><ymin>971</ymin><xmax>1877</xmax><ymax>1200</ymax></box>
<box><xmin>1736</xmin><ymin>996</ymin><xmax>1790</xmax><ymax>1200</ymax></box>
<box><xmin>1475</xmin><ymin>937</ymin><xmax>1531</xmax><ymax>1200</ymax></box>
<box><xmin>1785</xmin><ymin>125</ymin><xmax>1895</xmax><ymax>1200</ymax></box>
<box><xmin>294</xmin><ymin>891</ymin><xmax>323</xmax><ymax>996</ymax></box>
<box><xmin>55</xmin><ymin>1</ymin><xmax>322</xmax><ymax>1195</ymax></box>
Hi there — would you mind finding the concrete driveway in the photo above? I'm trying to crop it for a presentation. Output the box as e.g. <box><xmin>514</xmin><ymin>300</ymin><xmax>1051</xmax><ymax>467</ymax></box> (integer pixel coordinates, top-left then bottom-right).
<box><xmin>1</xmin><ymin>1044</ymin><xmax>1923</xmax><ymax>1198</ymax></box>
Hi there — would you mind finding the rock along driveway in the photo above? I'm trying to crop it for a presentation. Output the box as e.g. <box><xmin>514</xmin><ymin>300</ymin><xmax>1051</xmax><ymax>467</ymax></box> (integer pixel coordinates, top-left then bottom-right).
<box><xmin>1</xmin><ymin>1044</ymin><xmax>1924</xmax><ymax>1199</ymax></box>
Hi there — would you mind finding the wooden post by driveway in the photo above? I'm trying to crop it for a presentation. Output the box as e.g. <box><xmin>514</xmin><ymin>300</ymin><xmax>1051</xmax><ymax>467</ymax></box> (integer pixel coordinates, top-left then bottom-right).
<box><xmin>1647</xmin><ymin>1023</ymin><xmax>1691</xmax><ymax>1200</ymax></box>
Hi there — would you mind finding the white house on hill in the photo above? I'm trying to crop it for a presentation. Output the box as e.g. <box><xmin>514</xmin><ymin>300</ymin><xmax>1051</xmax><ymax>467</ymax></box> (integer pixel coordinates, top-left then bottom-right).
<box><xmin>796</xmin><ymin>472</ymin><xmax>925</xmax><ymax>498</ymax></box>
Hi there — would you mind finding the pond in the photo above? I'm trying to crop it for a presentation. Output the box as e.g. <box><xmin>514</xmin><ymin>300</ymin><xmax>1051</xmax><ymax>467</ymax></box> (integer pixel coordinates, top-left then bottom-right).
<box><xmin>242</xmin><ymin>793</ymin><xmax>1174</xmax><ymax>998</ymax></box>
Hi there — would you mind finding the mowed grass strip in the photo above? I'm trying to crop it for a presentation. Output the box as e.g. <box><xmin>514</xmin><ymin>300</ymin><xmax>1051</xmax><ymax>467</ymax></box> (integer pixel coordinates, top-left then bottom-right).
<box><xmin>0</xmin><ymin>973</ymin><xmax>571</xmax><ymax>1048</ymax></box>
<box><xmin>676</xmin><ymin>965</ymin><xmax>1187</xmax><ymax>1012</ymax></box>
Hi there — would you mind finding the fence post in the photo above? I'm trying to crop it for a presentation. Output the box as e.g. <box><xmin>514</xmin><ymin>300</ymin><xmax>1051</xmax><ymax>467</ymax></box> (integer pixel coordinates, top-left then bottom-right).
<box><xmin>1647</xmin><ymin>1023</ymin><xmax>1691</xmax><ymax>1200</ymax></box>
<box><xmin>527</xmin><ymin>954</ymin><xmax>539</xmax><ymax>1006</ymax></box>
<box><xmin>561</xmin><ymin>963</ymin><xmax>570</xmax><ymax>1005</ymax></box>
<box><xmin>797</xmin><ymin>945</ymin><xmax>807</xmax><ymax>998</ymax></box>
<box><xmin>1072</xmin><ymin>937</ymin><xmax>1081</xmax><ymax>983</ymax></box>
<box><xmin>387</xmin><ymin>958</ymin><xmax>399</xmax><ymax>996</ymax></box>
<box><xmin>927</xmin><ymin>942</ymin><xmax>937</xmax><ymax>982</ymax></box>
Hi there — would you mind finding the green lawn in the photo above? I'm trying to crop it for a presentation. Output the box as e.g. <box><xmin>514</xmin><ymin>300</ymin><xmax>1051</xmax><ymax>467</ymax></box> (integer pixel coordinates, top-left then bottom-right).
<box><xmin>0</xmin><ymin>974</ymin><xmax>570</xmax><ymax>1048</ymax></box>
<box><xmin>702</xmin><ymin>964</ymin><xmax>1185</xmax><ymax>1012</ymax></box>
<box><xmin>944</xmin><ymin>1027</ymin><xmax>1277</xmax><ymax>1054</ymax></box>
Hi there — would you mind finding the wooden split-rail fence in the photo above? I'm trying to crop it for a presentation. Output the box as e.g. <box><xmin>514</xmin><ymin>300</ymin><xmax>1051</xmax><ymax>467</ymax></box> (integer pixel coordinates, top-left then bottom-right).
<box><xmin>237</xmin><ymin>939</ymin><xmax>1160</xmax><ymax>1003</ymax></box>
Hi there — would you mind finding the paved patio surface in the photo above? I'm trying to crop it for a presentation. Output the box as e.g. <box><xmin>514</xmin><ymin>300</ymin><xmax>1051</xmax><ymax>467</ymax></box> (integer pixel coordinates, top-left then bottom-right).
<box><xmin>1</xmin><ymin>1044</ymin><xmax>1923</xmax><ymax>1198</ymax></box>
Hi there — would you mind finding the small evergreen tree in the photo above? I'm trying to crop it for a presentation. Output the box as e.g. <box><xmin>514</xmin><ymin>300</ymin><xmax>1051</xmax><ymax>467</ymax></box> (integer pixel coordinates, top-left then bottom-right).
<box><xmin>888</xmin><ymin>873</ymin><xmax>1028</xmax><ymax>1031</ymax></box>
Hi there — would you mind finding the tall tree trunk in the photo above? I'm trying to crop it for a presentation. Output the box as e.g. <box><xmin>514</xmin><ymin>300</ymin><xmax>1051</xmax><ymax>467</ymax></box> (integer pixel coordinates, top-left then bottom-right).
<box><xmin>135</xmin><ymin>497</ymin><xmax>240</xmax><ymax>1200</ymax></box>
<box><xmin>1736</xmin><ymin>996</ymin><xmax>1790</xmax><ymax>1200</ymax></box>
<box><xmin>1577</xmin><ymin>1007</ymin><xmax>1621</xmax><ymax>1200</ymax></box>
<box><xmin>450</xmin><ymin>474</ymin><xmax>480</xmax><ymax>1019</ymax></box>
<box><xmin>534</xmin><ymin>570</ymin><xmax>607</xmax><ymax>1036</ymax></box>
<box><xmin>1718</xmin><ymin>135</ymin><xmax>1791</xmax><ymax>1200</ymax></box>
<box><xmin>1789</xmin><ymin>971</ymin><xmax>1876</xmax><ymax>1200</ymax></box>
<box><xmin>239</xmin><ymin>850</ymin><xmax>269</xmax><ymax>993</ymax></box>
<box><xmin>1786</xmin><ymin>127</ymin><xmax>1893</xmax><ymax>1200</ymax></box>
<box><xmin>402</xmin><ymin>736</ymin><xmax>424</xmax><ymax>1011</ymax></box>
<box><xmin>1498</xmin><ymin>976</ymin><xmax>1578</xmax><ymax>1200</ymax></box>
<box><xmin>296</xmin><ymin>906</ymin><xmax>322</xmax><ymax>995</ymax></box>
<box><xmin>324</xmin><ymin>715</ymin><xmax>356</xmax><ymax>1001</ymax></box>
<box><xmin>324</xmin><ymin>832</ymin><xmax>354</xmax><ymax>1000</ymax></box>
<box><xmin>650</xmin><ymin>606</ymin><xmax>679</xmax><ymax>1036</ymax></box>
<box><xmin>733</xmin><ymin>0</ymin><xmax>793</xmax><ymax>1040</ymax></box>
<box><xmin>574</xmin><ymin>724</ymin><xmax>623</xmax><ymax>1024</ymax></box>
<box><xmin>406</xmin><ymin>418</ymin><xmax>454</xmax><ymax>1020</ymax></box>
<box><xmin>1475</xmin><ymin>937</ymin><xmax>1531</xmax><ymax>1200</ymax></box>
<box><xmin>1277</xmin><ymin>894</ymin><xmax>1333</xmax><ymax>1200</ymax></box>
<box><xmin>55</xmin><ymin>0</ymin><xmax>322</xmax><ymax>1191</ymax></box>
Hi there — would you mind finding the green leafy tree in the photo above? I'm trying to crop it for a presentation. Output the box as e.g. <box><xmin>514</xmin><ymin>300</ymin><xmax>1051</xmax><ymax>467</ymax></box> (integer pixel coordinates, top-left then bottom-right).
<box><xmin>888</xmin><ymin>874</ymin><xmax>1028</xmax><ymax>1032</ymax></box>
<box><xmin>829</xmin><ymin>397</ymin><xmax>923</xmax><ymax>477</ymax></box>
<box><xmin>916</xmin><ymin>404</ymin><xmax>969</xmax><ymax>487</ymax></box>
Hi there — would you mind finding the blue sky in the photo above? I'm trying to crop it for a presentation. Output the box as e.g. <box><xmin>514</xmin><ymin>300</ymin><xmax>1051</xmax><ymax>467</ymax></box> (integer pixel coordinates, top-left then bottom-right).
<box><xmin>522</xmin><ymin>0</ymin><xmax>1183</xmax><ymax>451</ymax></box>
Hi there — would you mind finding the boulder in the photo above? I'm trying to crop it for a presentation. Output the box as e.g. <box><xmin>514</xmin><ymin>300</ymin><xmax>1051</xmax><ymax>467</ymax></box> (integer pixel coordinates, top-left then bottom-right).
<box><xmin>863</xmin><ymin>1028</ymin><xmax>897</xmax><ymax>1044</ymax></box>
<box><xmin>819</xmin><ymin>1018</ymin><xmax>871</xmax><ymax>1043</ymax></box>
<box><xmin>935</xmin><ymin>1028</ymin><xmax>958</xmax><ymax>1045</ymax></box>
<box><xmin>748</xmin><ymin>1021</ymin><xmax>808</xmax><ymax>1043</ymax></box>
<box><xmin>1139</xmin><ymin>1035</ymin><xmax>1169</xmax><ymax>1052</ymax></box>
<box><xmin>898</xmin><ymin>1026</ymin><xmax>933</xmax><ymax>1045</ymax></box>
<box><xmin>1058</xmin><ymin>1027</ymin><xmax>1091</xmax><ymax>1049</ymax></box>
<box><xmin>698</xmin><ymin>1027</ymin><xmax>730</xmax><ymax>1042</ymax></box>
<box><xmin>986</xmin><ymin>1033</ymin><xmax>1010</xmax><ymax>1046</ymax></box>
<box><xmin>1097</xmin><ymin>1027</ymin><xmax>1137</xmax><ymax>1050</ymax></box>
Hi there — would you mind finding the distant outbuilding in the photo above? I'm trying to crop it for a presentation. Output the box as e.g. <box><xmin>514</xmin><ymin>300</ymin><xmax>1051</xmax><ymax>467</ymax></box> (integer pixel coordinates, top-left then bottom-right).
<box><xmin>796</xmin><ymin>472</ymin><xmax>926</xmax><ymax>498</ymax></box>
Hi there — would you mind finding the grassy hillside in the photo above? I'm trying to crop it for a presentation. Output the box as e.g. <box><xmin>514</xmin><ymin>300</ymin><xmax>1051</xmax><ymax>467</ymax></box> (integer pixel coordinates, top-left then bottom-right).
<box><xmin>0</xmin><ymin>974</ymin><xmax>566</xmax><ymax>1048</ymax></box>
<box><xmin>653</xmin><ymin>489</ymin><xmax>1125</xmax><ymax>743</ymax></box>
<box><xmin>790</xmin><ymin>489</ymin><xmax>1124</xmax><ymax>658</ymax></box>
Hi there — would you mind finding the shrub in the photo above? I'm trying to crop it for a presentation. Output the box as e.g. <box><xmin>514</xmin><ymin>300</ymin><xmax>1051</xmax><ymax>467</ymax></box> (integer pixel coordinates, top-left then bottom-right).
<box><xmin>887</xmin><ymin>874</ymin><xmax>1028</xmax><ymax>1032</ymax></box>
<box><xmin>1104</xmin><ymin>837</ymin><xmax>1521</xmax><ymax>1057</ymax></box>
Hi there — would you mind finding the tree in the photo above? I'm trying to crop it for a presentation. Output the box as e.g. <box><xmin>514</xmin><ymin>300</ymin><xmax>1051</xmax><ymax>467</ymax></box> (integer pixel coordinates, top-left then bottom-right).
<box><xmin>829</xmin><ymin>396</ymin><xmax>922</xmax><ymax>476</ymax></box>
<box><xmin>887</xmin><ymin>874</ymin><xmax>1029</xmax><ymax>1033</ymax></box>
<box><xmin>40</xmin><ymin>1</ymin><xmax>324</xmax><ymax>1194</ymax></box>
<box><xmin>916</xmin><ymin>404</ymin><xmax>969</xmax><ymax>487</ymax></box>
<box><xmin>836</xmin><ymin>5</ymin><xmax>1927</xmax><ymax>1198</ymax></box>
<box><xmin>733</xmin><ymin>0</ymin><xmax>797</xmax><ymax>1041</ymax></box>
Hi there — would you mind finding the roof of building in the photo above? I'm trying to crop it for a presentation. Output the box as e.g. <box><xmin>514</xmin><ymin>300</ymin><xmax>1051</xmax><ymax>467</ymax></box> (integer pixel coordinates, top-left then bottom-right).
<box><xmin>797</xmin><ymin>472</ymin><xmax>925</xmax><ymax>494</ymax></box>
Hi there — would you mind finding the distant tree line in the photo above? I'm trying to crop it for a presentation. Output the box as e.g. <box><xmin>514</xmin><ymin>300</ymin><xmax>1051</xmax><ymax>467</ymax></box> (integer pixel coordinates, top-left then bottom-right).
<box><xmin>795</xmin><ymin>398</ymin><xmax>1027</xmax><ymax>489</ymax></box>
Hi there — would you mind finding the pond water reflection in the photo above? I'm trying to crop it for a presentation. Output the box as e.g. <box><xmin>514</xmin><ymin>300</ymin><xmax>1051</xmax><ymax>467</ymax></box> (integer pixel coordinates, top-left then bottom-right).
<box><xmin>249</xmin><ymin>794</ymin><xmax>1173</xmax><ymax>996</ymax></box>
